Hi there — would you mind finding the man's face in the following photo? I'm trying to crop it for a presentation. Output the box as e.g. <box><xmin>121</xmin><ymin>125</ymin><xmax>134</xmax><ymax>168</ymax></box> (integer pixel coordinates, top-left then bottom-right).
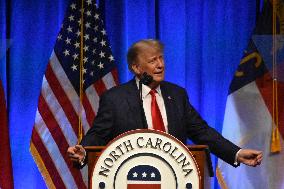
<box><xmin>132</xmin><ymin>47</ymin><xmax>165</xmax><ymax>88</ymax></box>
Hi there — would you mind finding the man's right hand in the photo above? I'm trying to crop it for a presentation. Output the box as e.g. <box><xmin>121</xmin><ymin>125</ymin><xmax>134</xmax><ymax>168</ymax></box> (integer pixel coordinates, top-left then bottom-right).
<box><xmin>67</xmin><ymin>145</ymin><xmax>86</xmax><ymax>164</ymax></box>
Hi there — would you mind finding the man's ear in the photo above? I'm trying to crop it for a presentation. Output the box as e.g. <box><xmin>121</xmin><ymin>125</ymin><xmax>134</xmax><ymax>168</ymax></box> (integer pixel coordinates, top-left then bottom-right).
<box><xmin>131</xmin><ymin>63</ymin><xmax>141</xmax><ymax>75</ymax></box>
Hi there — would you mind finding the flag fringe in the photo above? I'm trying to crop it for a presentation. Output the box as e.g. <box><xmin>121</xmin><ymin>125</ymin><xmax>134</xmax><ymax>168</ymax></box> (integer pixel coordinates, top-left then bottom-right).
<box><xmin>30</xmin><ymin>142</ymin><xmax>56</xmax><ymax>189</ymax></box>
<box><xmin>216</xmin><ymin>167</ymin><xmax>229</xmax><ymax>189</ymax></box>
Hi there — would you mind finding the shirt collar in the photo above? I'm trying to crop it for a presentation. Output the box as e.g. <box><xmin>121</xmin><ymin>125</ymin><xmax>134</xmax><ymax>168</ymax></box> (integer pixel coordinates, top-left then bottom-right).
<box><xmin>135</xmin><ymin>77</ymin><xmax>162</xmax><ymax>99</ymax></box>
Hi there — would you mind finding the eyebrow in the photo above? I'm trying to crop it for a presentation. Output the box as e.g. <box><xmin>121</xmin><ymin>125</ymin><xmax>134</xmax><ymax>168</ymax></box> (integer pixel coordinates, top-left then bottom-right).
<box><xmin>147</xmin><ymin>54</ymin><xmax>163</xmax><ymax>61</ymax></box>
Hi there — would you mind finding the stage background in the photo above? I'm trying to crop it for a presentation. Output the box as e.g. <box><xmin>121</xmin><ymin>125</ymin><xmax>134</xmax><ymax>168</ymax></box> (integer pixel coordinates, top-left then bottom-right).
<box><xmin>0</xmin><ymin>0</ymin><xmax>263</xmax><ymax>188</ymax></box>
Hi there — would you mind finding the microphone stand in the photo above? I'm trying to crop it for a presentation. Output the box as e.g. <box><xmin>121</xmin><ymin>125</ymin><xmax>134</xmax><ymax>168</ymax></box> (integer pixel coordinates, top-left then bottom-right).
<box><xmin>139</xmin><ymin>72</ymin><xmax>153</xmax><ymax>129</ymax></box>
<box><xmin>139</xmin><ymin>80</ymin><xmax>147</xmax><ymax>129</ymax></box>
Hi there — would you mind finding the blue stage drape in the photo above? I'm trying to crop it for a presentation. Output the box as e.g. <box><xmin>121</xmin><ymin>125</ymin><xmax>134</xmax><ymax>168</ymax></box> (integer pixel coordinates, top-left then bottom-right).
<box><xmin>1</xmin><ymin>0</ymin><xmax>261</xmax><ymax>188</ymax></box>
<box><xmin>0</xmin><ymin>0</ymin><xmax>7</xmax><ymax>92</ymax></box>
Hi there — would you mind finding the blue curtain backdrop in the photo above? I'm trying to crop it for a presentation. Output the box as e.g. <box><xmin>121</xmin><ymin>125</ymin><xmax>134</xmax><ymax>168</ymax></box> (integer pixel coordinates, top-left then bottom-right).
<box><xmin>1</xmin><ymin>0</ymin><xmax>262</xmax><ymax>188</ymax></box>
<box><xmin>0</xmin><ymin>0</ymin><xmax>7</xmax><ymax>93</ymax></box>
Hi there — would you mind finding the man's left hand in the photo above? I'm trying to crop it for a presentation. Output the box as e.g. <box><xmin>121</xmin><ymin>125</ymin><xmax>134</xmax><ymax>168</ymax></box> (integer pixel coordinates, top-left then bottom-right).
<box><xmin>237</xmin><ymin>149</ymin><xmax>263</xmax><ymax>167</ymax></box>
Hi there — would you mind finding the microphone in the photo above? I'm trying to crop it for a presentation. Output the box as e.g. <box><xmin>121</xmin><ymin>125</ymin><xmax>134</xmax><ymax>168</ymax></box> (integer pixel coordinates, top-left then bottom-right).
<box><xmin>139</xmin><ymin>72</ymin><xmax>153</xmax><ymax>100</ymax></box>
<box><xmin>140</xmin><ymin>72</ymin><xmax>153</xmax><ymax>86</ymax></box>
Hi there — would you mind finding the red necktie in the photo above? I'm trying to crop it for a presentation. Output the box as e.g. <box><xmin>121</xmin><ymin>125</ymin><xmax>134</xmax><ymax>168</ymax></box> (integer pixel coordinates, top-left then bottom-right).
<box><xmin>149</xmin><ymin>89</ymin><xmax>165</xmax><ymax>132</ymax></box>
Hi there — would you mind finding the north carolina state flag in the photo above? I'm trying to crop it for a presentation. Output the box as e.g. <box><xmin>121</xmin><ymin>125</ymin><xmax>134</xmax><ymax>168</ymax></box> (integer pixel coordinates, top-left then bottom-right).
<box><xmin>127</xmin><ymin>165</ymin><xmax>161</xmax><ymax>189</ymax></box>
<box><xmin>0</xmin><ymin>79</ymin><xmax>14</xmax><ymax>189</ymax></box>
<box><xmin>217</xmin><ymin>1</ymin><xmax>284</xmax><ymax>188</ymax></box>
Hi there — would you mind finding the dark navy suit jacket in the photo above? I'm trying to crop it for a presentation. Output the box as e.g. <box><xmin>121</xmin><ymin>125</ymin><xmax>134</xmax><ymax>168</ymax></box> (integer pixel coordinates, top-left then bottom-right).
<box><xmin>80</xmin><ymin>79</ymin><xmax>240</xmax><ymax>166</ymax></box>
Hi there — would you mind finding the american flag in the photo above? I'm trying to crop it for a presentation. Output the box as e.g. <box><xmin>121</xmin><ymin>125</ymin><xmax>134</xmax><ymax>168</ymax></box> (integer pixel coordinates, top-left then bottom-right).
<box><xmin>30</xmin><ymin>0</ymin><xmax>118</xmax><ymax>188</ymax></box>
<box><xmin>127</xmin><ymin>165</ymin><xmax>161</xmax><ymax>189</ymax></box>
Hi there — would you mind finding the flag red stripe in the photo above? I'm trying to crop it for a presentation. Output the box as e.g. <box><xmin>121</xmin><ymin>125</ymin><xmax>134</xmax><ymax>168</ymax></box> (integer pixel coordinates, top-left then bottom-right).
<box><xmin>38</xmin><ymin>95</ymin><xmax>86</xmax><ymax>188</ymax></box>
<box><xmin>93</xmin><ymin>79</ymin><xmax>107</xmax><ymax>96</ymax></box>
<box><xmin>0</xmin><ymin>81</ymin><xmax>14</xmax><ymax>189</ymax></box>
<box><xmin>83</xmin><ymin>93</ymin><xmax>96</xmax><ymax>128</ymax></box>
<box><xmin>256</xmin><ymin>73</ymin><xmax>284</xmax><ymax>137</ymax></box>
<box><xmin>31</xmin><ymin>128</ymin><xmax>66</xmax><ymax>188</ymax></box>
<box><xmin>45</xmin><ymin>63</ymin><xmax>79</xmax><ymax>136</ymax></box>
<box><xmin>111</xmin><ymin>69</ymin><xmax>119</xmax><ymax>86</ymax></box>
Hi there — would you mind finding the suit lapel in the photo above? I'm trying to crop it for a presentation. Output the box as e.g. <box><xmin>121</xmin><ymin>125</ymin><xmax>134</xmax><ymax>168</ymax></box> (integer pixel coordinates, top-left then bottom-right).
<box><xmin>160</xmin><ymin>82</ymin><xmax>178</xmax><ymax>135</ymax></box>
<box><xmin>125</xmin><ymin>79</ymin><xmax>146</xmax><ymax>129</ymax></box>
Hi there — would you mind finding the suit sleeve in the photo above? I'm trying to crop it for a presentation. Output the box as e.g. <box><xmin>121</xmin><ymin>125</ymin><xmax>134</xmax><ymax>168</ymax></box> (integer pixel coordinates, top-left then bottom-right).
<box><xmin>182</xmin><ymin>89</ymin><xmax>241</xmax><ymax>167</ymax></box>
<box><xmin>80</xmin><ymin>91</ymin><xmax>114</xmax><ymax>146</ymax></box>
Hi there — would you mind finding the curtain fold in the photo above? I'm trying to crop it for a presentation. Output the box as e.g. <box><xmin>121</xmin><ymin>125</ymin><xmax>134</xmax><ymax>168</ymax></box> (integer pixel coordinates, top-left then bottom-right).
<box><xmin>0</xmin><ymin>0</ymin><xmax>7</xmax><ymax>89</ymax></box>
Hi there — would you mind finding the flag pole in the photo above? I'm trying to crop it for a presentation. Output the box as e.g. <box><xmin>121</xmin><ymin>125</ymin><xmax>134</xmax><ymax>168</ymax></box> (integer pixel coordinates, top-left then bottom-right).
<box><xmin>78</xmin><ymin>0</ymin><xmax>84</xmax><ymax>143</ymax></box>
<box><xmin>270</xmin><ymin>0</ymin><xmax>281</xmax><ymax>153</ymax></box>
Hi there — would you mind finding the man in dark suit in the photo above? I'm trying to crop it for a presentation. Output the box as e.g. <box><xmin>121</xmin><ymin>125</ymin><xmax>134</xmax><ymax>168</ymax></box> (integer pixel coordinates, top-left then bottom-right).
<box><xmin>67</xmin><ymin>39</ymin><xmax>262</xmax><ymax>167</ymax></box>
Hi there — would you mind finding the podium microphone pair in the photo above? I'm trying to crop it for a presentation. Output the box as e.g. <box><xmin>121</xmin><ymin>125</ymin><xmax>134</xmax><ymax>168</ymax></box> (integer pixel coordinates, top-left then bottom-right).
<box><xmin>139</xmin><ymin>72</ymin><xmax>153</xmax><ymax>98</ymax></box>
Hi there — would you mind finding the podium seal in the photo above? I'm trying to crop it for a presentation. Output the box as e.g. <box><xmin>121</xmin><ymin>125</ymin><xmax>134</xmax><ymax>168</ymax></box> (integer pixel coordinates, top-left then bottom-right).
<box><xmin>91</xmin><ymin>130</ymin><xmax>201</xmax><ymax>189</ymax></box>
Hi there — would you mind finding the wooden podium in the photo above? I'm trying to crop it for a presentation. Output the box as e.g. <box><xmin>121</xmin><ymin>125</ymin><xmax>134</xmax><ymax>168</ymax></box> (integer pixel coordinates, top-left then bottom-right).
<box><xmin>85</xmin><ymin>145</ymin><xmax>213</xmax><ymax>189</ymax></box>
